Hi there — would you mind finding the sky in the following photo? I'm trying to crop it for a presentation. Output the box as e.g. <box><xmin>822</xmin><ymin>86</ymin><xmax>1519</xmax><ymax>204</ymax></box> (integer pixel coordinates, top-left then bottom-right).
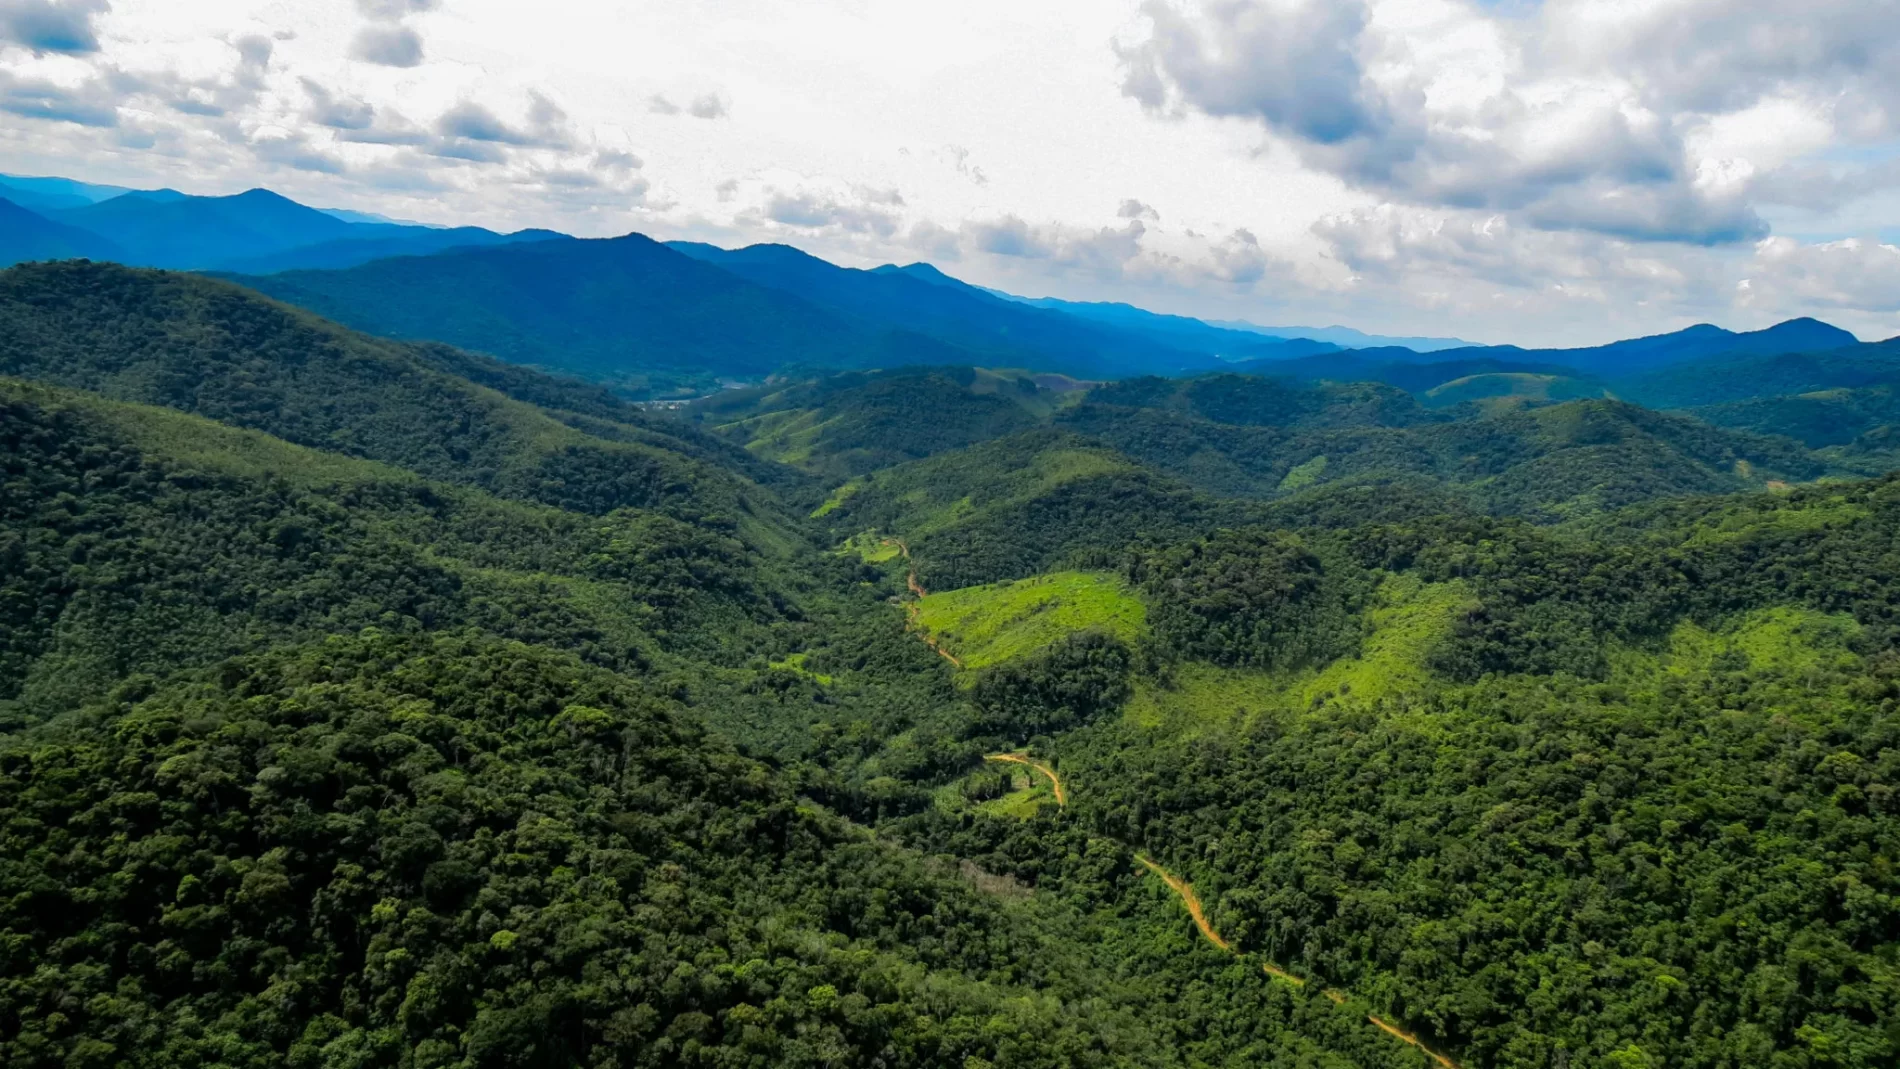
<box><xmin>2</xmin><ymin>0</ymin><xmax>1900</xmax><ymax>346</ymax></box>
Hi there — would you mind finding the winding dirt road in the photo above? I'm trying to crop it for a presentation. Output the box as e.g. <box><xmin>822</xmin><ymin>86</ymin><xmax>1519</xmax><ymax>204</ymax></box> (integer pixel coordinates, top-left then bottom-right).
<box><xmin>985</xmin><ymin>753</ymin><xmax>1067</xmax><ymax>806</ymax></box>
<box><xmin>1134</xmin><ymin>856</ymin><xmax>1459</xmax><ymax>1067</ymax></box>
<box><xmin>1135</xmin><ymin>854</ymin><xmax>1236</xmax><ymax>953</ymax></box>
<box><xmin>884</xmin><ymin>538</ymin><xmax>965</xmax><ymax>666</ymax></box>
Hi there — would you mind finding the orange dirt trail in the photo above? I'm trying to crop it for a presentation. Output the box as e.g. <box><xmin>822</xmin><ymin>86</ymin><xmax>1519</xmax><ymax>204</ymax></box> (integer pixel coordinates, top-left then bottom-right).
<box><xmin>1135</xmin><ymin>854</ymin><xmax>1235</xmax><ymax>953</ymax></box>
<box><xmin>1364</xmin><ymin>1013</ymin><xmax>1459</xmax><ymax>1069</ymax></box>
<box><xmin>880</xmin><ymin>538</ymin><xmax>928</xmax><ymax>597</ymax></box>
<box><xmin>1140</xmin><ymin>857</ymin><xmax>1460</xmax><ymax>1067</ymax></box>
<box><xmin>885</xmin><ymin>539</ymin><xmax>963</xmax><ymax>666</ymax></box>
<box><xmin>985</xmin><ymin>753</ymin><xmax>1068</xmax><ymax>807</ymax></box>
<box><xmin>904</xmin><ymin>602</ymin><xmax>964</xmax><ymax>668</ymax></box>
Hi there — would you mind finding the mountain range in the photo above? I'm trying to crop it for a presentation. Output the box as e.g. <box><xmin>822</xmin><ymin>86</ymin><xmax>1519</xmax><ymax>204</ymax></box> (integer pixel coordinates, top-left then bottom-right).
<box><xmin>12</xmin><ymin>172</ymin><xmax>1886</xmax><ymax>401</ymax></box>
<box><xmin>0</xmin><ymin>176</ymin><xmax>555</xmax><ymax>275</ymax></box>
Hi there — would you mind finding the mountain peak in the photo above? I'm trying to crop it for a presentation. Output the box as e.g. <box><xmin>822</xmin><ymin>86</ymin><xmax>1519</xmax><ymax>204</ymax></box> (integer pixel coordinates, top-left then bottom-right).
<box><xmin>1759</xmin><ymin>316</ymin><xmax>1856</xmax><ymax>340</ymax></box>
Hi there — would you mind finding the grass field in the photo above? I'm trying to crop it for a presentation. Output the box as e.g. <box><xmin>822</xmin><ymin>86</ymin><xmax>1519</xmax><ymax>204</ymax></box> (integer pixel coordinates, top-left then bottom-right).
<box><xmin>1125</xmin><ymin>575</ymin><xmax>1469</xmax><ymax>730</ymax></box>
<box><xmin>1611</xmin><ymin>605</ymin><xmax>1863</xmax><ymax>679</ymax></box>
<box><xmin>912</xmin><ymin>571</ymin><xmax>1146</xmax><ymax>670</ymax></box>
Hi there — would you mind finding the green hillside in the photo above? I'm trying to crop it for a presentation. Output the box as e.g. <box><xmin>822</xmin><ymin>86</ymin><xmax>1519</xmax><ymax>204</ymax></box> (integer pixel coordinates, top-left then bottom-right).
<box><xmin>1420</xmin><ymin>371</ymin><xmax>1610</xmax><ymax>410</ymax></box>
<box><xmin>910</xmin><ymin>477</ymin><xmax>1900</xmax><ymax>1066</ymax></box>
<box><xmin>0</xmin><ymin>631</ymin><xmax>1221</xmax><ymax>1069</ymax></box>
<box><xmin>1615</xmin><ymin>342</ymin><xmax>1900</xmax><ymax>408</ymax></box>
<box><xmin>1691</xmin><ymin>384</ymin><xmax>1900</xmax><ymax>449</ymax></box>
<box><xmin>1062</xmin><ymin>394</ymin><xmax>1827</xmax><ymax>516</ymax></box>
<box><xmin>0</xmin><ymin>378</ymin><xmax>780</xmax><ymax>721</ymax></box>
<box><xmin>692</xmin><ymin>366</ymin><xmax>1060</xmax><ymax>480</ymax></box>
<box><xmin>818</xmin><ymin>429</ymin><xmax>1224</xmax><ymax>589</ymax></box>
<box><xmin>709</xmin><ymin>364</ymin><xmax>1832</xmax><ymax>526</ymax></box>
<box><xmin>0</xmin><ymin>261</ymin><xmax>801</xmax><ymax>549</ymax></box>
<box><xmin>911</xmin><ymin>571</ymin><xmax>1146</xmax><ymax>671</ymax></box>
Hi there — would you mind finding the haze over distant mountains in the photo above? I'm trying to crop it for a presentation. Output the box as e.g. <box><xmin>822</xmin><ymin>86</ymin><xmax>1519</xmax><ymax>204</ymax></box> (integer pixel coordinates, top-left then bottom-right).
<box><xmin>0</xmin><ymin>174</ymin><xmax>559</xmax><ymax>276</ymax></box>
<box><xmin>1</xmin><ymin>173</ymin><xmax>1889</xmax><ymax>403</ymax></box>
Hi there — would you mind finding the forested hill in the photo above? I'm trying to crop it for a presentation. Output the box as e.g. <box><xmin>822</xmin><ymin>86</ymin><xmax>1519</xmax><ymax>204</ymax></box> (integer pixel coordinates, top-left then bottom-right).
<box><xmin>0</xmin><ymin>260</ymin><xmax>803</xmax><ymax>542</ymax></box>
<box><xmin>703</xmin><ymin>366</ymin><xmax>1836</xmax><ymax>553</ymax></box>
<box><xmin>5</xmin><ymin>251</ymin><xmax>1900</xmax><ymax>1068</ymax></box>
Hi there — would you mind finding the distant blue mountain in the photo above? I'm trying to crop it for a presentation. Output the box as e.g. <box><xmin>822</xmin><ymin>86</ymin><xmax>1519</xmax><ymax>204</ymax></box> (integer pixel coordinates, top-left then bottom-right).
<box><xmin>983</xmin><ymin>291</ymin><xmax>1346</xmax><ymax>360</ymax></box>
<box><xmin>671</xmin><ymin>243</ymin><xmax>1243</xmax><ymax>377</ymax></box>
<box><xmin>1206</xmin><ymin>319</ymin><xmax>1475</xmax><ymax>352</ymax></box>
<box><xmin>48</xmin><ymin>188</ymin><xmax>367</xmax><ymax>269</ymax></box>
<box><xmin>214</xmin><ymin>226</ymin><xmax>567</xmax><ymax>274</ymax></box>
<box><xmin>966</xmin><ymin>278</ymin><xmax>1462</xmax><ymax>354</ymax></box>
<box><xmin>0</xmin><ymin>173</ymin><xmax>1870</xmax><ymax>397</ymax></box>
<box><xmin>0</xmin><ymin>197</ymin><xmax>123</xmax><ymax>265</ymax></box>
<box><xmin>0</xmin><ymin>174</ymin><xmax>134</xmax><ymax>213</ymax></box>
<box><xmin>225</xmin><ymin>235</ymin><xmax>952</xmax><ymax>388</ymax></box>
<box><xmin>0</xmin><ymin>182</ymin><xmax>567</xmax><ymax>275</ymax></box>
<box><xmin>1413</xmin><ymin>318</ymin><xmax>1863</xmax><ymax>377</ymax></box>
<box><xmin>317</xmin><ymin>207</ymin><xmax>436</xmax><ymax>227</ymax></box>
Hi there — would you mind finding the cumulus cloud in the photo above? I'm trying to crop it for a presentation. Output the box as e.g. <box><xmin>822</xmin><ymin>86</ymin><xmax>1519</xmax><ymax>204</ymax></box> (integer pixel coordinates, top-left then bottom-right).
<box><xmin>1302</xmin><ymin>201</ymin><xmax>1751</xmax><ymax>337</ymax></box>
<box><xmin>301</xmin><ymin>78</ymin><xmax>374</xmax><ymax>131</ymax></box>
<box><xmin>252</xmin><ymin>130</ymin><xmax>346</xmax><ymax>174</ymax></box>
<box><xmin>1553</xmin><ymin>0</ymin><xmax>1900</xmax><ymax>119</ymax></box>
<box><xmin>915</xmin><ymin>214</ymin><xmax>1301</xmax><ymax>296</ymax></box>
<box><xmin>758</xmin><ymin>186</ymin><xmax>903</xmax><ymax>236</ymax></box>
<box><xmin>1742</xmin><ymin>237</ymin><xmax>1900</xmax><ymax>315</ymax></box>
<box><xmin>0</xmin><ymin>0</ymin><xmax>109</xmax><ymax>55</ymax></box>
<box><xmin>352</xmin><ymin>24</ymin><xmax>423</xmax><ymax>67</ymax></box>
<box><xmin>1120</xmin><ymin>0</ymin><xmax>1380</xmax><ymax>144</ymax></box>
<box><xmin>1207</xmin><ymin>227</ymin><xmax>1271</xmax><ymax>284</ymax></box>
<box><xmin>1119</xmin><ymin>198</ymin><xmax>1160</xmax><ymax>221</ymax></box>
<box><xmin>647</xmin><ymin>92</ymin><xmax>727</xmax><ymax>119</ymax></box>
<box><xmin>595</xmin><ymin>148</ymin><xmax>643</xmax><ymax>172</ymax></box>
<box><xmin>124</xmin><ymin>35</ymin><xmax>276</xmax><ymax>120</ymax></box>
<box><xmin>0</xmin><ymin>69</ymin><xmax>116</xmax><ymax>125</ymax></box>
<box><xmin>968</xmin><ymin>215</ymin><xmax>1151</xmax><ymax>275</ymax></box>
<box><xmin>356</xmin><ymin>0</ymin><xmax>436</xmax><ymax>17</ymax></box>
<box><xmin>905</xmin><ymin>219</ymin><xmax>962</xmax><ymax>261</ymax></box>
<box><xmin>1116</xmin><ymin>0</ymin><xmax>1900</xmax><ymax>246</ymax></box>
<box><xmin>437</xmin><ymin>101</ymin><xmax>528</xmax><ymax>144</ymax></box>
<box><xmin>427</xmin><ymin>93</ymin><xmax>573</xmax><ymax>161</ymax></box>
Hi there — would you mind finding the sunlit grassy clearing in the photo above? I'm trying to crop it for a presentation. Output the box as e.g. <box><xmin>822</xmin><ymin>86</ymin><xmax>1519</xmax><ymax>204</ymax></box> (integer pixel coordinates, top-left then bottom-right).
<box><xmin>912</xmin><ymin>571</ymin><xmax>1146</xmax><ymax>670</ymax></box>
<box><xmin>1125</xmin><ymin>575</ymin><xmax>1470</xmax><ymax>730</ymax></box>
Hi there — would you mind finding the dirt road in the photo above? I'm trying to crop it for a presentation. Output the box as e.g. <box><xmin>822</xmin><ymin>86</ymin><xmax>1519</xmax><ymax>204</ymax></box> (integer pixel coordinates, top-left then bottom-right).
<box><xmin>1138</xmin><ymin>856</ymin><xmax>1459</xmax><ymax>1066</ymax></box>
<box><xmin>986</xmin><ymin>752</ymin><xmax>1067</xmax><ymax>806</ymax></box>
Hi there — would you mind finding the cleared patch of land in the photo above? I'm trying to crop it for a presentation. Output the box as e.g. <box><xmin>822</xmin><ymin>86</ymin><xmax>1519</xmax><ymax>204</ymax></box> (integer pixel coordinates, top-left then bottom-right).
<box><xmin>911</xmin><ymin>571</ymin><xmax>1146</xmax><ymax>670</ymax></box>
<box><xmin>1125</xmin><ymin>575</ymin><xmax>1468</xmax><ymax>730</ymax></box>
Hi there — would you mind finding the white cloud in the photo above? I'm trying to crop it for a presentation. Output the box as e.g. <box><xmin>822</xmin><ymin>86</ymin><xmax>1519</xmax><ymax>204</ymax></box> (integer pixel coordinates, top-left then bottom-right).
<box><xmin>1119</xmin><ymin>198</ymin><xmax>1160</xmax><ymax>221</ymax></box>
<box><xmin>0</xmin><ymin>0</ymin><xmax>108</xmax><ymax>55</ymax></box>
<box><xmin>0</xmin><ymin>0</ymin><xmax>1897</xmax><ymax>344</ymax></box>
<box><xmin>356</xmin><ymin>0</ymin><xmax>436</xmax><ymax>17</ymax></box>
<box><xmin>1117</xmin><ymin>0</ymin><xmax>1900</xmax><ymax>253</ymax></box>
<box><xmin>351</xmin><ymin>24</ymin><xmax>422</xmax><ymax>67</ymax></box>
<box><xmin>1742</xmin><ymin>237</ymin><xmax>1900</xmax><ymax>315</ymax></box>
<box><xmin>757</xmin><ymin>186</ymin><xmax>902</xmax><ymax>236</ymax></box>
